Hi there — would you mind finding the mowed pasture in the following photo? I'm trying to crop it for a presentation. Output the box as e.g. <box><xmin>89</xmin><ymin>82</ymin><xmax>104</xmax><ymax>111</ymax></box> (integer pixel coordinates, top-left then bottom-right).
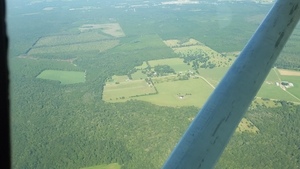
<box><xmin>136</xmin><ymin>78</ymin><xmax>214</xmax><ymax>108</ymax></box>
<box><xmin>148</xmin><ymin>58</ymin><xmax>192</xmax><ymax>72</ymax></box>
<box><xmin>79</xmin><ymin>23</ymin><xmax>125</xmax><ymax>37</ymax></box>
<box><xmin>81</xmin><ymin>163</ymin><xmax>121</xmax><ymax>169</ymax></box>
<box><xmin>280</xmin><ymin>76</ymin><xmax>300</xmax><ymax>100</ymax></box>
<box><xmin>198</xmin><ymin>67</ymin><xmax>229</xmax><ymax>86</ymax></box>
<box><xmin>103</xmin><ymin>79</ymin><xmax>157</xmax><ymax>102</ymax></box>
<box><xmin>28</xmin><ymin>40</ymin><xmax>119</xmax><ymax>57</ymax></box>
<box><xmin>34</xmin><ymin>32</ymin><xmax>111</xmax><ymax>47</ymax></box>
<box><xmin>131</xmin><ymin>70</ymin><xmax>148</xmax><ymax>80</ymax></box>
<box><xmin>37</xmin><ymin>70</ymin><xmax>85</xmax><ymax>84</ymax></box>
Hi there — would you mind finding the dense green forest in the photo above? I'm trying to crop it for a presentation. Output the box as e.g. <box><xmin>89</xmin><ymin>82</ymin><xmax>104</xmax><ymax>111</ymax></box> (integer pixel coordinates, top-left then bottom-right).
<box><xmin>8</xmin><ymin>0</ymin><xmax>300</xmax><ymax>168</ymax></box>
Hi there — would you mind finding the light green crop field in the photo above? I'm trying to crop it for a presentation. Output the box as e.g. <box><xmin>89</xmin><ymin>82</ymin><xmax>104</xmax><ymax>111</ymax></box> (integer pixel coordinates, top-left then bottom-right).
<box><xmin>34</xmin><ymin>32</ymin><xmax>110</xmax><ymax>47</ymax></box>
<box><xmin>109</xmin><ymin>75</ymin><xmax>130</xmax><ymax>83</ymax></box>
<box><xmin>131</xmin><ymin>70</ymin><xmax>148</xmax><ymax>80</ymax></box>
<box><xmin>135</xmin><ymin>61</ymin><xmax>148</xmax><ymax>69</ymax></box>
<box><xmin>148</xmin><ymin>58</ymin><xmax>192</xmax><ymax>72</ymax></box>
<box><xmin>37</xmin><ymin>70</ymin><xmax>85</xmax><ymax>84</ymax></box>
<box><xmin>81</xmin><ymin>163</ymin><xmax>121</xmax><ymax>169</ymax></box>
<box><xmin>256</xmin><ymin>82</ymin><xmax>299</xmax><ymax>102</ymax></box>
<box><xmin>103</xmin><ymin>79</ymin><xmax>157</xmax><ymax>102</ymax></box>
<box><xmin>115</xmin><ymin>34</ymin><xmax>169</xmax><ymax>51</ymax></box>
<box><xmin>136</xmin><ymin>78</ymin><xmax>214</xmax><ymax>108</ymax></box>
<box><xmin>280</xmin><ymin>76</ymin><xmax>300</xmax><ymax>100</ymax></box>
<box><xmin>198</xmin><ymin>67</ymin><xmax>229</xmax><ymax>86</ymax></box>
<box><xmin>267</xmin><ymin>68</ymin><xmax>282</xmax><ymax>81</ymax></box>
<box><xmin>28</xmin><ymin>40</ymin><xmax>119</xmax><ymax>56</ymax></box>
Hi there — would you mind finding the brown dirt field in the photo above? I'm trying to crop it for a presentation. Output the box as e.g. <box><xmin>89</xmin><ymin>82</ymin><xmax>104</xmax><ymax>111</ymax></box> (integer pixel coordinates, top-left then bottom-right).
<box><xmin>278</xmin><ymin>69</ymin><xmax>300</xmax><ymax>76</ymax></box>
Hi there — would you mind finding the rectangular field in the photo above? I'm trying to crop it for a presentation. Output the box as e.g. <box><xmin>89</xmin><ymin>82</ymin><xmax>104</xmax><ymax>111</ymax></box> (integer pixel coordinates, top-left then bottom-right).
<box><xmin>103</xmin><ymin>80</ymin><xmax>157</xmax><ymax>102</ymax></box>
<box><xmin>131</xmin><ymin>70</ymin><xmax>148</xmax><ymax>80</ymax></box>
<box><xmin>136</xmin><ymin>78</ymin><xmax>214</xmax><ymax>108</ymax></box>
<box><xmin>81</xmin><ymin>163</ymin><xmax>121</xmax><ymax>169</ymax></box>
<box><xmin>278</xmin><ymin>69</ymin><xmax>300</xmax><ymax>76</ymax></box>
<box><xmin>79</xmin><ymin>23</ymin><xmax>125</xmax><ymax>37</ymax></box>
<box><xmin>148</xmin><ymin>58</ymin><xmax>192</xmax><ymax>72</ymax></box>
<box><xmin>37</xmin><ymin>70</ymin><xmax>85</xmax><ymax>84</ymax></box>
<box><xmin>34</xmin><ymin>32</ymin><xmax>110</xmax><ymax>47</ymax></box>
<box><xmin>279</xmin><ymin>76</ymin><xmax>300</xmax><ymax>100</ymax></box>
<box><xmin>28</xmin><ymin>40</ymin><xmax>119</xmax><ymax>56</ymax></box>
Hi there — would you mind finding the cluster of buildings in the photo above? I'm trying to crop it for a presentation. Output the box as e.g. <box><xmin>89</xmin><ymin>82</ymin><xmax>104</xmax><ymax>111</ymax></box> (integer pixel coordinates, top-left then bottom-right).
<box><xmin>276</xmin><ymin>81</ymin><xmax>294</xmax><ymax>90</ymax></box>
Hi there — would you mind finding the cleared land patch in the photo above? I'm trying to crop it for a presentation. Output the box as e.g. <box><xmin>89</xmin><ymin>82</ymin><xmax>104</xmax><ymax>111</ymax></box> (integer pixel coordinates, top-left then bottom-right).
<box><xmin>236</xmin><ymin>118</ymin><xmax>259</xmax><ymax>133</ymax></box>
<box><xmin>37</xmin><ymin>70</ymin><xmax>85</xmax><ymax>84</ymax></box>
<box><xmin>148</xmin><ymin>58</ymin><xmax>192</xmax><ymax>72</ymax></box>
<box><xmin>79</xmin><ymin>23</ymin><xmax>125</xmax><ymax>37</ymax></box>
<box><xmin>81</xmin><ymin>163</ymin><xmax>121</xmax><ymax>169</ymax></box>
<box><xmin>103</xmin><ymin>79</ymin><xmax>157</xmax><ymax>102</ymax></box>
<box><xmin>27</xmin><ymin>30</ymin><xmax>120</xmax><ymax>59</ymax></box>
<box><xmin>28</xmin><ymin>40</ymin><xmax>119</xmax><ymax>56</ymax></box>
<box><xmin>278</xmin><ymin>69</ymin><xmax>300</xmax><ymax>76</ymax></box>
<box><xmin>137</xmin><ymin>78</ymin><xmax>213</xmax><ymax>107</ymax></box>
<box><xmin>34</xmin><ymin>32</ymin><xmax>111</xmax><ymax>47</ymax></box>
<box><xmin>280</xmin><ymin>76</ymin><xmax>300</xmax><ymax>100</ymax></box>
<box><xmin>131</xmin><ymin>70</ymin><xmax>148</xmax><ymax>80</ymax></box>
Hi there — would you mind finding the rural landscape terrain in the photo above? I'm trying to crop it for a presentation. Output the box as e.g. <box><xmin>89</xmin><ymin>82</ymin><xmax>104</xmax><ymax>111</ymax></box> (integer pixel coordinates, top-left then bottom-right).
<box><xmin>8</xmin><ymin>0</ymin><xmax>300</xmax><ymax>168</ymax></box>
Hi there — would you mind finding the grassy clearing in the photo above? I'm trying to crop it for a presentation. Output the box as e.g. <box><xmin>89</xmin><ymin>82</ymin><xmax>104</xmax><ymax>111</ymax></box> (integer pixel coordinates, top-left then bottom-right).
<box><xmin>280</xmin><ymin>76</ymin><xmax>300</xmax><ymax>99</ymax></box>
<box><xmin>198</xmin><ymin>67</ymin><xmax>229</xmax><ymax>86</ymax></box>
<box><xmin>28</xmin><ymin>40</ymin><xmax>119</xmax><ymax>56</ymax></box>
<box><xmin>37</xmin><ymin>70</ymin><xmax>85</xmax><ymax>84</ymax></box>
<box><xmin>34</xmin><ymin>32</ymin><xmax>110</xmax><ymax>47</ymax></box>
<box><xmin>131</xmin><ymin>70</ymin><xmax>147</xmax><ymax>80</ymax></box>
<box><xmin>79</xmin><ymin>23</ymin><xmax>125</xmax><ymax>37</ymax></box>
<box><xmin>116</xmin><ymin>34</ymin><xmax>171</xmax><ymax>51</ymax></box>
<box><xmin>135</xmin><ymin>62</ymin><xmax>148</xmax><ymax>70</ymax></box>
<box><xmin>81</xmin><ymin>163</ymin><xmax>121</xmax><ymax>169</ymax></box>
<box><xmin>136</xmin><ymin>78</ymin><xmax>213</xmax><ymax>108</ymax></box>
<box><xmin>256</xmin><ymin>82</ymin><xmax>299</xmax><ymax>102</ymax></box>
<box><xmin>236</xmin><ymin>118</ymin><xmax>259</xmax><ymax>133</ymax></box>
<box><xmin>108</xmin><ymin>75</ymin><xmax>130</xmax><ymax>84</ymax></box>
<box><xmin>102</xmin><ymin>80</ymin><xmax>157</xmax><ymax>102</ymax></box>
<box><xmin>148</xmin><ymin>58</ymin><xmax>192</xmax><ymax>72</ymax></box>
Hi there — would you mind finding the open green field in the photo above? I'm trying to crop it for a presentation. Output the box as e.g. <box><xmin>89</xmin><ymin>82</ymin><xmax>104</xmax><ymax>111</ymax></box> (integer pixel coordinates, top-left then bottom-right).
<box><xmin>148</xmin><ymin>58</ymin><xmax>192</xmax><ymax>72</ymax></box>
<box><xmin>198</xmin><ymin>67</ymin><xmax>229</xmax><ymax>86</ymax></box>
<box><xmin>34</xmin><ymin>32</ymin><xmax>111</xmax><ymax>47</ymax></box>
<box><xmin>107</xmin><ymin>75</ymin><xmax>130</xmax><ymax>84</ymax></box>
<box><xmin>28</xmin><ymin>40</ymin><xmax>119</xmax><ymax>56</ymax></box>
<box><xmin>136</xmin><ymin>78</ymin><xmax>214</xmax><ymax>108</ymax></box>
<box><xmin>103</xmin><ymin>79</ymin><xmax>157</xmax><ymax>102</ymax></box>
<box><xmin>37</xmin><ymin>70</ymin><xmax>86</xmax><ymax>84</ymax></box>
<box><xmin>135</xmin><ymin>62</ymin><xmax>148</xmax><ymax>70</ymax></box>
<box><xmin>79</xmin><ymin>23</ymin><xmax>125</xmax><ymax>37</ymax></box>
<box><xmin>131</xmin><ymin>70</ymin><xmax>148</xmax><ymax>80</ymax></box>
<box><xmin>81</xmin><ymin>163</ymin><xmax>121</xmax><ymax>169</ymax></box>
<box><xmin>257</xmin><ymin>83</ymin><xmax>299</xmax><ymax>102</ymax></box>
<box><xmin>280</xmin><ymin>76</ymin><xmax>300</xmax><ymax>100</ymax></box>
<box><xmin>103</xmin><ymin>62</ymin><xmax>300</xmax><ymax>107</ymax></box>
